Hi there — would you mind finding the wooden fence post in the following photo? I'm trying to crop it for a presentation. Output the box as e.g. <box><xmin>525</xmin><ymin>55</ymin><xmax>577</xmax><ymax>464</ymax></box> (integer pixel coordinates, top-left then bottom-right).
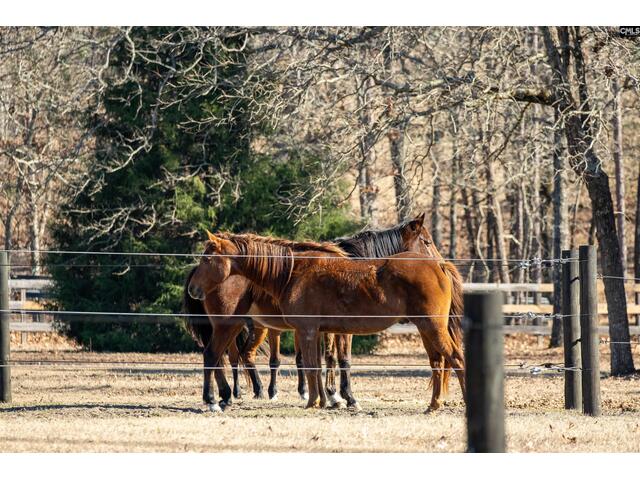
<box><xmin>465</xmin><ymin>290</ymin><xmax>505</xmax><ymax>453</ymax></box>
<box><xmin>0</xmin><ymin>251</ymin><xmax>11</xmax><ymax>403</ymax></box>
<box><xmin>562</xmin><ymin>249</ymin><xmax>582</xmax><ymax>410</ymax></box>
<box><xmin>579</xmin><ymin>245</ymin><xmax>601</xmax><ymax>416</ymax></box>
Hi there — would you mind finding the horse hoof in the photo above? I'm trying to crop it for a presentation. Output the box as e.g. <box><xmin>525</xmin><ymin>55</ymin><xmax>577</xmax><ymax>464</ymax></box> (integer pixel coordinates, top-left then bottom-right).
<box><xmin>207</xmin><ymin>403</ymin><xmax>223</xmax><ymax>414</ymax></box>
<box><xmin>299</xmin><ymin>392</ymin><xmax>309</xmax><ymax>401</ymax></box>
<box><xmin>348</xmin><ymin>402</ymin><xmax>362</xmax><ymax>412</ymax></box>
<box><xmin>305</xmin><ymin>399</ymin><xmax>320</xmax><ymax>409</ymax></box>
<box><xmin>328</xmin><ymin>393</ymin><xmax>345</xmax><ymax>409</ymax></box>
<box><xmin>270</xmin><ymin>393</ymin><xmax>279</xmax><ymax>402</ymax></box>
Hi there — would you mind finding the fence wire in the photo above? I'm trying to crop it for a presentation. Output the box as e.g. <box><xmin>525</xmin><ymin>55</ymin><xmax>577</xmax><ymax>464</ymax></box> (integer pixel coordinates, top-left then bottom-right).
<box><xmin>1</xmin><ymin>248</ymin><xmax>583</xmax><ymax>266</ymax></box>
<box><xmin>0</xmin><ymin>360</ymin><xmax>582</xmax><ymax>375</ymax></box>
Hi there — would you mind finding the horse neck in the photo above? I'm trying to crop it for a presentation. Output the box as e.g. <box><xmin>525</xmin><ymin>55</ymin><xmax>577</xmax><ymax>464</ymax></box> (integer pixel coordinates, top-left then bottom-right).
<box><xmin>230</xmin><ymin>239</ymin><xmax>294</xmax><ymax>301</ymax></box>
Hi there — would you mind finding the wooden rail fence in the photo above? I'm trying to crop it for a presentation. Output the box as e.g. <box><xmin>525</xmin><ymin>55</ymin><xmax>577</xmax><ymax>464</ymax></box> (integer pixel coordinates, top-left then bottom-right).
<box><xmin>7</xmin><ymin>278</ymin><xmax>640</xmax><ymax>335</ymax></box>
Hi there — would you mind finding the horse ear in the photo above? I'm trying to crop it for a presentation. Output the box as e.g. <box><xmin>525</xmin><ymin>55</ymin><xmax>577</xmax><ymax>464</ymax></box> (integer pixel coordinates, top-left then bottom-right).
<box><xmin>206</xmin><ymin>229</ymin><xmax>218</xmax><ymax>243</ymax></box>
<box><xmin>408</xmin><ymin>212</ymin><xmax>425</xmax><ymax>233</ymax></box>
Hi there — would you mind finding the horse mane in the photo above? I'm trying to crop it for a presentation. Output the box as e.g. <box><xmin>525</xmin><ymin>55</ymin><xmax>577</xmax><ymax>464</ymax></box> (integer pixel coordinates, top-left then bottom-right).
<box><xmin>219</xmin><ymin>232</ymin><xmax>346</xmax><ymax>256</ymax></box>
<box><xmin>335</xmin><ymin>222</ymin><xmax>408</xmax><ymax>258</ymax></box>
<box><xmin>220</xmin><ymin>234</ymin><xmax>295</xmax><ymax>299</ymax></box>
<box><xmin>217</xmin><ymin>233</ymin><xmax>345</xmax><ymax>304</ymax></box>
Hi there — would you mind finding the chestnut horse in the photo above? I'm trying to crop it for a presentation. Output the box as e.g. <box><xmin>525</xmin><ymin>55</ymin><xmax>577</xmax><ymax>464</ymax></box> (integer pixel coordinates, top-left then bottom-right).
<box><xmin>190</xmin><ymin>231</ymin><xmax>466</xmax><ymax>412</ymax></box>
<box><xmin>183</xmin><ymin>214</ymin><xmax>450</xmax><ymax>411</ymax></box>
<box><xmin>185</xmin><ymin>238</ymin><xmax>347</xmax><ymax>412</ymax></box>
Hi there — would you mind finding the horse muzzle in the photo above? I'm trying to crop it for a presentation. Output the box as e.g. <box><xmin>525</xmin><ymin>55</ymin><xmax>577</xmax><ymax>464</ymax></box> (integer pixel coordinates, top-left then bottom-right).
<box><xmin>188</xmin><ymin>284</ymin><xmax>205</xmax><ymax>301</ymax></box>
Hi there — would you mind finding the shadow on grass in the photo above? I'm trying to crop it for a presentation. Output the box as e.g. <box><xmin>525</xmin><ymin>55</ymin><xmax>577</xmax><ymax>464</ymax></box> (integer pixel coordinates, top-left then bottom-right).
<box><xmin>0</xmin><ymin>403</ymin><xmax>203</xmax><ymax>414</ymax></box>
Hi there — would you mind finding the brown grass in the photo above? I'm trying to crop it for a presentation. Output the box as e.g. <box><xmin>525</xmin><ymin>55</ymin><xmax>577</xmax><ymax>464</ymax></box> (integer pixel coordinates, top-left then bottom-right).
<box><xmin>1</xmin><ymin>334</ymin><xmax>640</xmax><ymax>452</ymax></box>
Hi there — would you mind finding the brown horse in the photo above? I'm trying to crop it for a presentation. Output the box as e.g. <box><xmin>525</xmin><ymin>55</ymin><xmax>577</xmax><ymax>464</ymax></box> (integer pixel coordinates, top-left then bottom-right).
<box><xmin>190</xmin><ymin>230</ymin><xmax>466</xmax><ymax>412</ymax></box>
<box><xmin>184</xmin><ymin>214</ymin><xmax>453</xmax><ymax>411</ymax></box>
<box><xmin>186</xmin><ymin>236</ymin><xmax>352</xmax><ymax>411</ymax></box>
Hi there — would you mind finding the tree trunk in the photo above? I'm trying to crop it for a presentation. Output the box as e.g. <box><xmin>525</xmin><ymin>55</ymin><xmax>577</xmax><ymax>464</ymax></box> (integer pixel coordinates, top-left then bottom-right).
<box><xmin>531</xmin><ymin>129</ymin><xmax>543</xmax><ymax>314</ymax></box>
<box><xmin>585</xmin><ymin>170</ymin><xmax>635</xmax><ymax>373</ymax></box>
<box><xmin>485</xmin><ymin>160</ymin><xmax>510</xmax><ymax>283</ymax></box>
<box><xmin>550</xmin><ymin>109</ymin><xmax>567</xmax><ymax>347</ymax></box>
<box><xmin>541</xmin><ymin>26</ymin><xmax>634</xmax><ymax>375</ymax></box>
<box><xmin>28</xmin><ymin>189</ymin><xmax>41</xmax><ymax>275</ymax></box>
<box><xmin>357</xmin><ymin>162</ymin><xmax>377</xmax><ymax>227</ymax></box>
<box><xmin>449</xmin><ymin>149</ymin><xmax>459</xmax><ymax>258</ymax></box>
<box><xmin>4</xmin><ymin>212</ymin><xmax>15</xmax><ymax>261</ymax></box>
<box><xmin>461</xmin><ymin>184</ymin><xmax>483</xmax><ymax>281</ymax></box>
<box><xmin>389</xmin><ymin>125</ymin><xmax>412</xmax><ymax>222</ymax></box>
<box><xmin>3</xmin><ymin>175</ymin><xmax>24</xmax><ymax>265</ymax></box>
<box><xmin>635</xmin><ymin>165</ymin><xmax>640</xmax><ymax>324</ymax></box>
<box><xmin>511</xmin><ymin>187</ymin><xmax>525</xmax><ymax>303</ymax></box>
<box><xmin>356</xmin><ymin>79</ymin><xmax>378</xmax><ymax>227</ymax></box>
<box><xmin>612</xmin><ymin>77</ymin><xmax>626</xmax><ymax>273</ymax></box>
<box><xmin>431</xmin><ymin>152</ymin><xmax>442</xmax><ymax>250</ymax></box>
<box><xmin>486</xmin><ymin>211</ymin><xmax>496</xmax><ymax>283</ymax></box>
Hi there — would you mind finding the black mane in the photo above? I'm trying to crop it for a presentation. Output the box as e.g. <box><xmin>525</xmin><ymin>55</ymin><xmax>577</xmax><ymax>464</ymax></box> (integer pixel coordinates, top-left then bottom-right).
<box><xmin>335</xmin><ymin>222</ymin><xmax>408</xmax><ymax>259</ymax></box>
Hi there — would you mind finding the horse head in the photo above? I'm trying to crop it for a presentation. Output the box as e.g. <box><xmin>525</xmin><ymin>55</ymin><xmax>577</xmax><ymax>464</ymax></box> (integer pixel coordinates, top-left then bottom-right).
<box><xmin>188</xmin><ymin>230</ymin><xmax>235</xmax><ymax>300</ymax></box>
<box><xmin>399</xmin><ymin>212</ymin><xmax>442</xmax><ymax>259</ymax></box>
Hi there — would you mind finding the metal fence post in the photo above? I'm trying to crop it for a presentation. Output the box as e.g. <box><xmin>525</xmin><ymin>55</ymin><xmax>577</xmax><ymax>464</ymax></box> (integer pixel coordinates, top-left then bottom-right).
<box><xmin>562</xmin><ymin>249</ymin><xmax>582</xmax><ymax>410</ymax></box>
<box><xmin>0</xmin><ymin>251</ymin><xmax>11</xmax><ymax>402</ymax></box>
<box><xmin>465</xmin><ymin>290</ymin><xmax>505</xmax><ymax>453</ymax></box>
<box><xmin>579</xmin><ymin>245</ymin><xmax>601</xmax><ymax>416</ymax></box>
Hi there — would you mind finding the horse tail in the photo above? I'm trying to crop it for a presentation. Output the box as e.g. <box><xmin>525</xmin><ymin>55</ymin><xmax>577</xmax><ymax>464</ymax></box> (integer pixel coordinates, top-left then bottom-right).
<box><xmin>236</xmin><ymin>320</ymin><xmax>251</xmax><ymax>353</ymax></box>
<box><xmin>183</xmin><ymin>266</ymin><xmax>212</xmax><ymax>349</ymax></box>
<box><xmin>439</xmin><ymin>261</ymin><xmax>465</xmax><ymax>396</ymax></box>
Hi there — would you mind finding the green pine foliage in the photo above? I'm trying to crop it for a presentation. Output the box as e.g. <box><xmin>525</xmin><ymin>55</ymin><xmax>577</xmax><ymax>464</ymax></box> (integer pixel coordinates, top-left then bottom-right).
<box><xmin>47</xmin><ymin>28</ymin><xmax>361</xmax><ymax>352</ymax></box>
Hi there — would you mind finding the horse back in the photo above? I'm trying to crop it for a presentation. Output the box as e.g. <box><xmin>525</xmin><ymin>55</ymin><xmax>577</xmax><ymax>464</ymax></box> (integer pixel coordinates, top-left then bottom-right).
<box><xmin>378</xmin><ymin>253</ymin><xmax>452</xmax><ymax>306</ymax></box>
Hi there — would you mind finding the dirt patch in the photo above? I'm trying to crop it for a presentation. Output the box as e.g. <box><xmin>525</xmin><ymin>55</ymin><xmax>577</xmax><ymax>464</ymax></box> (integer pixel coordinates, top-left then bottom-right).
<box><xmin>1</xmin><ymin>335</ymin><xmax>640</xmax><ymax>452</ymax></box>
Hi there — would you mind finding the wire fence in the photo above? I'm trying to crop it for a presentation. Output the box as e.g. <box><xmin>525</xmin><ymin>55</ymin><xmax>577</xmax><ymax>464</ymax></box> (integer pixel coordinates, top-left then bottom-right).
<box><xmin>1</xmin><ymin>248</ymin><xmax>583</xmax><ymax>266</ymax></box>
<box><xmin>3</xmin><ymin>248</ymin><xmax>639</xmax><ymax>383</ymax></box>
<box><xmin>0</xmin><ymin>360</ymin><xmax>588</xmax><ymax>375</ymax></box>
<box><xmin>1</xmin><ymin>308</ymin><xmax>581</xmax><ymax>320</ymax></box>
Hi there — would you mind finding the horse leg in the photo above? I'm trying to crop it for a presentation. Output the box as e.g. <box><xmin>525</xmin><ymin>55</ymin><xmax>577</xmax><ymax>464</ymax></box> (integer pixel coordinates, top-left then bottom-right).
<box><xmin>294</xmin><ymin>333</ymin><xmax>308</xmax><ymax>401</ymax></box>
<box><xmin>337</xmin><ymin>334</ymin><xmax>360</xmax><ymax>410</ymax></box>
<box><xmin>228</xmin><ymin>338</ymin><xmax>242</xmax><ymax>399</ymax></box>
<box><xmin>210</xmin><ymin>323</ymin><xmax>244</xmax><ymax>411</ymax></box>
<box><xmin>323</xmin><ymin>333</ymin><xmax>342</xmax><ymax>407</ymax></box>
<box><xmin>202</xmin><ymin>347</ymin><xmax>218</xmax><ymax>412</ymax></box>
<box><xmin>415</xmin><ymin>318</ymin><xmax>466</xmax><ymax>412</ymax></box>
<box><xmin>417</xmin><ymin>334</ymin><xmax>446</xmax><ymax>412</ymax></box>
<box><xmin>316</xmin><ymin>334</ymin><xmax>327</xmax><ymax>408</ymax></box>
<box><xmin>241</xmin><ymin>324</ymin><xmax>269</xmax><ymax>399</ymax></box>
<box><xmin>425</xmin><ymin>321</ymin><xmax>467</xmax><ymax>403</ymax></box>
<box><xmin>297</xmin><ymin>328</ymin><xmax>321</xmax><ymax>409</ymax></box>
<box><xmin>448</xmin><ymin>341</ymin><xmax>466</xmax><ymax>402</ymax></box>
<box><xmin>267</xmin><ymin>329</ymin><xmax>281</xmax><ymax>401</ymax></box>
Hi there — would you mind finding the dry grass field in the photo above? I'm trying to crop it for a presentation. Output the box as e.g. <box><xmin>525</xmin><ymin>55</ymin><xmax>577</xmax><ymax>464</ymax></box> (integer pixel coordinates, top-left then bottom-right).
<box><xmin>1</xmin><ymin>333</ymin><xmax>640</xmax><ymax>452</ymax></box>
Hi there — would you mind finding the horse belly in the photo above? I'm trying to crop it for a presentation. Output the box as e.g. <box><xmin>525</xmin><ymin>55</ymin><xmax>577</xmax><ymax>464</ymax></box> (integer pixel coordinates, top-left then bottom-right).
<box><xmin>247</xmin><ymin>304</ymin><xmax>290</xmax><ymax>330</ymax></box>
<box><xmin>318</xmin><ymin>317</ymin><xmax>398</xmax><ymax>334</ymax></box>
